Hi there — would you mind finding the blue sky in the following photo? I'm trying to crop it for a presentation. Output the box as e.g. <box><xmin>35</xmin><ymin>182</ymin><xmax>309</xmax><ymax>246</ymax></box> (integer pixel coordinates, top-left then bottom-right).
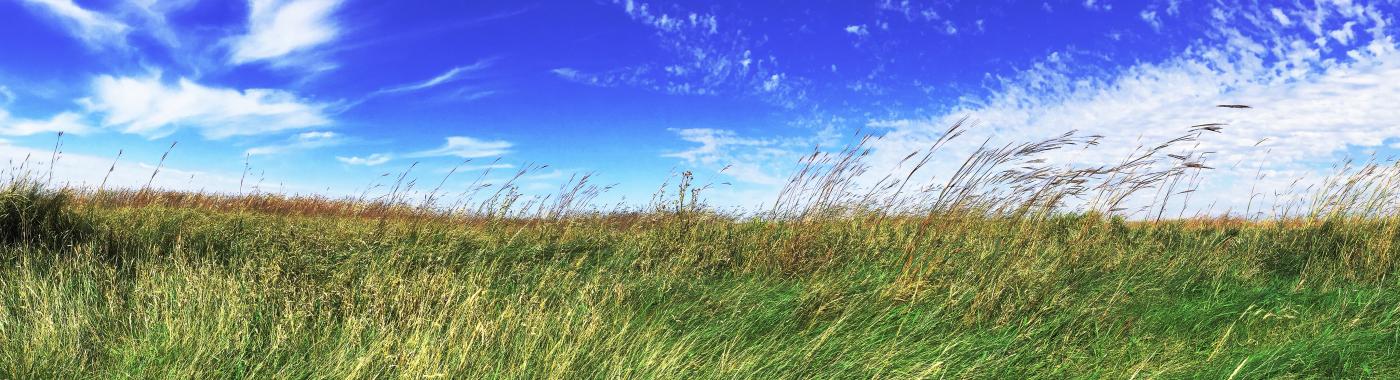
<box><xmin>2</xmin><ymin>0</ymin><xmax>1399</xmax><ymax>214</ymax></box>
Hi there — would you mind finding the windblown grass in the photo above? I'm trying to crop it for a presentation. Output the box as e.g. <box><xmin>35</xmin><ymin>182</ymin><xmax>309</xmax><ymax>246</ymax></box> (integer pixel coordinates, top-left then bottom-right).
<box><xmin>2</xmin><ymin>116</ymin><xmax>1400</xmax><ymax>378</ymax></box>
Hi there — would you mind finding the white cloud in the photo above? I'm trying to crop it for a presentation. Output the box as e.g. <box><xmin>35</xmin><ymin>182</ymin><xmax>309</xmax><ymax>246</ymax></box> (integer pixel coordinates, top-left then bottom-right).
<box><xmin>0</xmin><ymin>85</ymin><xmax>94</xmax><ymax>136</ymax></box>
<box><xmin>1140</xmin><ymin>10</ymin><xmax>1162</xmax><ymax>31</ymax></box>
<box><xmin>618</xmin><ymin>0</ymin><xmax>717</xmax><ymax>34</ymax></box>
<box><xmin>335</xmin><ymin>135</ymin><xmax>511</xmax><ymax>167</ymax></box>
<box><xmin>762</xmin><ymin>74</ymin><xmax>783</xmax><ymax>92</ymax></box>
<box><xmin>336</xmin><ymin>153</ymin><xmax>392</xmax><ymax>166</ymax></box>
<box><xmin>657</xmin><ymin>2</ymin><xmax>1400</xmax><ymax>215</ymax></box>
<box><xmin>551</xmin><ymin>68</ymin><xmax>582</xmax><ymax>80</ymax></box>
<box><xmin>373</xmin><ymin>59</ymin><xmax>495</xmax><ymax>96</ymax></box>
<box><xmin>83</xmin><ymin>75</ymin><xmax>331</xmax><ymax>139</ymax></box>
<box><xmin>664</xmin><ymin>128</ymin><xmax>763</xmax><ymax>163</ymax></box>
<box><xmin>0</xmin><ymin>110</ymin><xmax>95</xmax><ymax>136</ymax></box>
<box><xmin>855</xmin><ymin>2</ymin><xmax>1400</xmax><ymax>216</ymax></box>
<box><xmin>244</xmin><ymin>130</ymin><xmax>342</xmax><ymax>156</ymax></box>
<box><xmin>431</xmin><ymin>162</ymin><xmax>514</xmax><ymax>174</ymax></box>
<box><xmin>447</xmin><ymin>88</ymin><xmax>497</xmax><ymax>102</ymax></box>
<box><xmin>1329</xmin><ymin>21</ymin><xmax>1358</xmax><ymax>45</ymax></box>
<box><xmin>844</xmin><ymin>24</ymin><xmax>869</xmax><ymax>36</ymax></box>
<box><xmin>463</xmin><ymin>163</ymin><xmax>513</xmax><ymax>171</ymax></box>
<box><xmin>0</xmin><ymin>140</ymin><xmax>248</xmax><ymax>193</ymax></box>
<box><xmin>297</xmin><ymin>130</ymin><xmax>336</xmax><ymax>140</ymax></box>
<box><xmin>228</xmin><ymin>0</ymin><xmax>343</xmax><ymax>65</ymax></box>
<box><xmin>20</xmin><ymin>0</ymin><xmax>205</xmax><ymax>63</ymax></box>
<box><xmin>120</xmin><ymin>0</ymin><xmax>199</xmax><ymax>49</ymax></box>
<box><xmin>1271</xmin><ymin>8</ymin><xmax>1293</xmax><ymax>26</ymax></box>
<box><xmin>558</xmin><ymin>1</ymin><xmax>800</xmax><ymax>106</ymax></box>
<box><xmin>18</xmin><ymin>0</ymin><xmax>129</xmax><ymax>47</ymax></box>
<box><xmin>1082</xmin><ymin>0</ymin><xmax>1111</xmax><ymax>11</ymax></box>
<box><xmin>663</xmin><ymin>128</ymin><xmax>787</xmax><ymax>186</ymax></box>
<box><xmin>410</xmin><ymin>136</ymin><xmax>512</xmax><ymax>159</ymax></box>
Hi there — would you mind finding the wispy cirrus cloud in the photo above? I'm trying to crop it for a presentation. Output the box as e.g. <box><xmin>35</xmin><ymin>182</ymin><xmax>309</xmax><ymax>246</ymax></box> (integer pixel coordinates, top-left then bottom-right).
<box><xmin>336</xmin><ymin>135</ymin><xmax>513</xmax><ymax>167</ymax></box>
<box><xmin>336</xmin><ymin>153</ymin><xmax>393</xmax><ymax>166</ymax></box>
<box><xmin>663</xmin><ymin>128</ymin><xmax>769</xmax><ymax>163</ymax></box>
<box><xmin>227</xmin><ymin>0</ymin><xmax>344</xmax><ymax>66</ymax></box>
<box><xmin>410</xmin><ymin>136</ymin><xmax>512</xmax><ymax>159</ymax></box>
<box><xmin>663</xmin><ymin>128</ymin><xmax>793</xmax><ymax>186</ymax></box>
<box><xmin>868</xmin><ymin>1</ymin><xmax>977</xmax><ymax>36</ymax></box>
<box><xmin>552</xmin><ymin>0</ymin><xmax>806</xmax><ymax>107</ymax></box>
<box><xmin>18</xmin><ymin>0</ymin><xmax>130</xmax><ymax>48</ymax></box>
<box><xmin>82</xmin><ymin>75</ymin><xmax>332</xmax><ymax>139</ymax></box>
<box><xmin>460</xmin><ymin>163</ymin><xmax>513</xmax><ymax>171</ymax></box>
<box><xmin>329</xmin><ymin>59</ymin><xmax>500</xmax><ymax>111</ymax></box>
<box><xmin>659</xmin><ymin>0</ymin><xmax>1400</xmax><ymax>215</ymax></box>
<box><xmin>18</xmin><ymin>0</ymin><xmax>211</xmax><ymax>55</ymax></box>
<box><xmin>0</xmin><ymin>109</ymin><xmax>94</xmax><ymax>136</ymax></box>
<box><xmin>0</xmin><ymin>85</ymin><xmax>93</xmax><ymax>136</ymax></box>
<box><xmin>375</xmin><ymin>61</ymin><xmax>491</xmax><ymax>95</ymax></box>
<box><xmin>0</xmin><ymin>137</ymin><xmax>330</xmax><ymax>195</ymax></box>
<box><xmin>851</xmin><ymin>1</ymin><xmax>1400</xmax><ymax>215</ymax></box>
<box><xmin>364</xmin><ymin>58</ymin><xmax>498</xmax><ymax>103</ymax></box>
<box><xmin>617</xmin><ymin>0</ymin><xmax>717</xmax><ymax>33</ymax></box>
<box><xmin>122</xmin><ymin>0</ymin><xmax>201</xmax><ymax>49</ymax></box>
<box><xmin>244</xmin><ymin>130</ymin><xmax>343</xmax><ymax>156</ymax></box>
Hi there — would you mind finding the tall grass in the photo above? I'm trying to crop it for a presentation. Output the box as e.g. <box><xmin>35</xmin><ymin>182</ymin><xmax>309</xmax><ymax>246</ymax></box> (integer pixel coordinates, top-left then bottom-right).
<box><xmin>2</xmin><ymin>115</ymin><xmax>1400</xmax><ymax>378</ymax></box>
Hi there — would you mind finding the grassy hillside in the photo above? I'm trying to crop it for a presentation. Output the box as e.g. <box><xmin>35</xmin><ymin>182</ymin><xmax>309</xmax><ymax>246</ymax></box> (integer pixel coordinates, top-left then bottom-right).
<box><xmin>2</xmin><ymin>181</ymin><xmax>1398</xmax><ymax>379</ymax></box>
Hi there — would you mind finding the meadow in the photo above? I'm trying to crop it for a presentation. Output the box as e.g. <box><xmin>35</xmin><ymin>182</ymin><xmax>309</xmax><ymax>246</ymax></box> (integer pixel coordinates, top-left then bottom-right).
<box><xmin>2</xmin><ymin>120</ymin><xmax>1399</xmax><ymax>378</ymax></box>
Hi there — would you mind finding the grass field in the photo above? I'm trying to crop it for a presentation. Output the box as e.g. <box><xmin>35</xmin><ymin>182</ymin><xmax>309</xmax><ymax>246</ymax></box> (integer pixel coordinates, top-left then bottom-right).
<box><xmin>3</xmin><ymin>125</ymin><xmax>1400</xmax><ymax>378</ymax></box>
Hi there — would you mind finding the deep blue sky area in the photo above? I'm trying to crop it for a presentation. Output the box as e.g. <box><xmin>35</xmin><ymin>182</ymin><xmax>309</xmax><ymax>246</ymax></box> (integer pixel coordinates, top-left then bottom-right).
<box><xmin>2</xmin><ymin>0</ymin><xmax>1399</xmax><ymax>210</ymax></box>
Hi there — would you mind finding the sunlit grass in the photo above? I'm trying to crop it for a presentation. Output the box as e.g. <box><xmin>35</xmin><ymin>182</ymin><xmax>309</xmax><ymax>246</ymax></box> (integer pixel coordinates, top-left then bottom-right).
<box><xmin>3</xmin><ymin>117</ymin><xmax>1400</xmax><ymax>378</ymax></box>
